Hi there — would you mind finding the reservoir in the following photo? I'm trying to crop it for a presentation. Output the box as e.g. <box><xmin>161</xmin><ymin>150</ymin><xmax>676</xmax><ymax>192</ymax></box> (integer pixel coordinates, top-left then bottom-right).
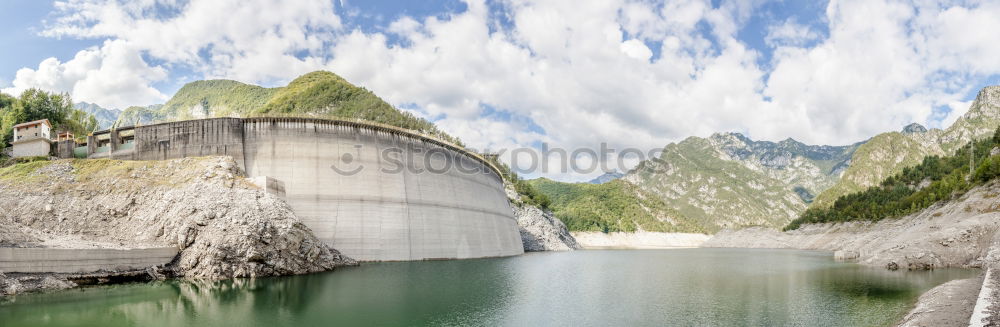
<box><xmin>0</xmin><ymin>248</ymin><xmax>977</xmax><ymax>326</ymax></box>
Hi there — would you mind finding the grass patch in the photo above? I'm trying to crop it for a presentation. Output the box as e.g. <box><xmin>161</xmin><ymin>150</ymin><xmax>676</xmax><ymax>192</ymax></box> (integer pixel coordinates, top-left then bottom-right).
<box><xmin>0</xmin><ymin>159</ymin><xmax>53</xmax><ymax>184</ymax></box>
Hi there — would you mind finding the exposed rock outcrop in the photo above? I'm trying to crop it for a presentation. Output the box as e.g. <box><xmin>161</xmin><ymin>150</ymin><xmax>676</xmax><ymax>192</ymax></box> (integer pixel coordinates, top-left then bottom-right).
<box><xmin>505</xmin><ymin>184</ymin><xmax>581</xmax><ymax>251</ymax></box>
<box><xmin>623</xmin><ymin>132</ymin><xmax>861</xmax><ymax>230</ymax></box>
<box><xmin>513</xmin><ymin>204</ymin><xmax>581</xmax><ymax>251</ymax></box>
<box><xmin>703</xmin><ymin>181</ymin><xmax>1000</xmax><ymax>270</ymax></box>
<box><xmin>0</xmin><ymin>157</ymin><xmax>356</xmax><ymax>294</ymax></box>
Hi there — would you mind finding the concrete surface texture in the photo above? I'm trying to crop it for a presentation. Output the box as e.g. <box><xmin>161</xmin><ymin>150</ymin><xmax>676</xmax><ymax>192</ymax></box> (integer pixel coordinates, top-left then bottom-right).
<box><xmin>970</xmin><ymin>269</ymin><xmax>995</xmax><ymax>327</ymax></box>
<box><xmin>242</xmin><ymin>119</ymin><xmax>522</xmax><ymax>261</ymax></box>
<box><xmin>84</xmin><ymin>118</ymin><xmax>522</xmax><ymax>261</ymax></box>
<box><xmin>0</xmin><ymin>247</ymin><xmax>177</xmax><ymax>273</ymax></box>
<box><xmin>11</xmin><ymin>138</ymin><xmax>51</xmax><ymax>158</ymax></box>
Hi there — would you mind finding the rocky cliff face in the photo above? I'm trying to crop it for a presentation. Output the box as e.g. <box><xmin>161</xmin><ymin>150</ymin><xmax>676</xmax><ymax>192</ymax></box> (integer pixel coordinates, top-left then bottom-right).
<box><xmin>505</xmin><ymin>184</ymin><xmax>581</xmax><ymax>251</ymax></box>
<box><xmin>623</xmin><ymin>132</ymin><xmax>860</xmax><ymax>229</ymax></box>
<box><xmin>0</xmin><ymin>157</ymin><xmax>355</xmax><ymax>286</ymax></box>
<box><xmin>74</xmin><ymin>102</ymin><xmax>123</xmax><ymax>130</ymax></box>
<box><xmin>812</xmin><ymin>86</ymin><xmax>1000</xmax><ymax>208</ymax></box>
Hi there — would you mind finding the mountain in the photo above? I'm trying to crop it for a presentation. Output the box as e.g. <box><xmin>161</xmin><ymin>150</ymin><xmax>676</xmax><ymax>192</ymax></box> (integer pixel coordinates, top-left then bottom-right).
<box><xmin>588</xmin><ymin>170</ymin><xmax>623</xmax><ymax>184</ymax></box>
<box><xmin>159</xmin><ymin>79</ymin><xmax>278</xmax><ymax>121</ymax></box>
<box><xmin>620</xmin><ymin>133</ymin><xmax>862</xmax><ymax>229</ymax></box>
<box><xmin>74</xmin><ymin>102</ymin><xmax>122</xmax><ymax>130</ymax></box>
<box><xmin>787</xmin><ymin>124</ymin><xmax>1000</xmax><ymax>230</ymax></box>
<box><xmin>114</xmin><ymin>104</ymin><xmax>164</xmax><ymax>128</ymax></box>
<box><xmin>111</xmin><ymin>71</ymin><xmax>457</xmax><ymax>143</ymax></box>
<box><xmin>528</xmin><ymin>178</ymin><xmax>713</xmax><ymax>233</ymax></box>
<box><xmin>810</xmin><ymin>86</ymin><xmax>1000</xmax><ymax>208</ymax></box>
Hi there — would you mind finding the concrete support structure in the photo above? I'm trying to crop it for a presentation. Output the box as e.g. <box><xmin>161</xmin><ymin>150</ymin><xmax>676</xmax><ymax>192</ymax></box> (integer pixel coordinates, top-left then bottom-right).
<box><xmin>0</xmin><ymin>247</ymin><xmax>177</xmax><ymax>273</ymax></box>
<box><xmin>56</xmin><ymin>140</ymin><xmax>76</xmax><ymax>159</ymax></box>
<box><xmin>84</xmin><ymin>118</ymin><xmax>522</xmax><ymax>261</ymax></box>
<box><xmin>10</xmin><ymin>139</ymin><xmax>51</xmax><ymax>158</ymax></box>
<box><xmin>87</xmin><ymin>135</ymin><xmax>97</xmax><ymax>156</ymax></box>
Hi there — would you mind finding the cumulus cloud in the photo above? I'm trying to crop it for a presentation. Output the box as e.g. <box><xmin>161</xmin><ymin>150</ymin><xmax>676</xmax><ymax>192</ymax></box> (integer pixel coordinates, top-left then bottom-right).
<box><xmin>13</xmin><ymin>0</ymin><xmax>1000</xmax><ymax>181</ymax></box>
<box><xmin>2</xmin><ymin>40</ymin><xmax>167</xmax><ymax>108</ymax></box>
<box><xmin>941</xmin><ymin>100</ymin><xmax>974</xmax><ymax>128</ymax></box>
<box><xmin>764</xmin><ymin>19</ymin><xmax>820</xmax><ymax>47</ymax></box>
<box><xmin>43</xmin><ymin>0</ymin><xmax>342</xmax><ymax>83</ymax></box>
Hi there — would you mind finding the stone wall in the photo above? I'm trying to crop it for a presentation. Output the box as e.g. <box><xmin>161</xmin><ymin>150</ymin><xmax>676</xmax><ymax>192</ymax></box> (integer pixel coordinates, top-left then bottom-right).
<box><xmin>129</xmin><ymin>118</ymin><xmax>246</xmax><ymax>166</ymax></box>
<box><xmin>0</xmin><ymin>247</ymin><xmax>177</xmax><ymax>273</ymax></box>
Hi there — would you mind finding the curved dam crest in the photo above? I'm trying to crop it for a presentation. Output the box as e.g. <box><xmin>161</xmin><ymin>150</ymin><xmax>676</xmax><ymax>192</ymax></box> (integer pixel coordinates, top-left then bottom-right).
<box><xmin>72</xmin><ymin>117</ymin><xmax>523</xmax><ymax>261</ymax></box>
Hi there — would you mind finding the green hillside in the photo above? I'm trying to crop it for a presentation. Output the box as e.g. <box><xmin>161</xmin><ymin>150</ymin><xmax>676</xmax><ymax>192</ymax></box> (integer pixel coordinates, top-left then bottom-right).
<box><xmin>811</xmin><ymin>85</ymin><xmax>1000</xmax><ymax>208</ymax></box>
<box><xmin>113</xmin><ymin>104</ymin><xmax>164</xmax><ymax>128</ymax></box>
<box><xmin>623</xmin><ymin>133</ymin><xmax>858</xmax><ymax>230</ymax></box>
<box><xmin>254</xmin><ymin>71</ymin><xmax>457</xmax><ymax>143</ymax></box>
<box><xmin>111</xmin><ymin>71</ymin><xmax>458</xmax><ymax>143</ymax></box>
<box><xmin>810</xmin><ymin>131</ymin><xmax>945</xmax><ymax>208</ymax></box>
<box><xmin>161</xmin><ymin>80</ymin><xmax>278</xmax><ymax>120</ymax></box>
<box><xmin>787</xmin><ymin>127</ymin><xmax>1000</xmax><ymax>230</ymax></box>
<box><xmin>529</xmin><ymin>178</ymin><xmax>712</xmax><ymax>233</ymax></box>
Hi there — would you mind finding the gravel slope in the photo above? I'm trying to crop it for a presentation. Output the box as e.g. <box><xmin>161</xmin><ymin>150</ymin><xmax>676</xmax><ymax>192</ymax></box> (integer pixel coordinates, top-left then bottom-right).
<box><xmin>0</xmin><ymin>157</ymin><xmax>356</xmax><ymax>295</ymax></box>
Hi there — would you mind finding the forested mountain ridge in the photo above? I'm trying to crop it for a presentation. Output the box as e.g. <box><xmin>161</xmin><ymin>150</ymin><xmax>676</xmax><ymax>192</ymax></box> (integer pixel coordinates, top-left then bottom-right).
<box><xmin>811</xmin><ymin>86</ymin><xmax>1000</xmax><ymax>208</ymax></box>
<box><xmin>528</xmin><ymin>178</ymin><xmax>714</xmax><ymax>233</ymax></box>
<box><xmin>788</xmin><ymin>125</ymin><xmax>1000</xmax><ymax>230</ymax></box>
<box><xmin>111</xmin><ymin>71</ymin><xmax>458</xmax><ymax>144</ymax></box>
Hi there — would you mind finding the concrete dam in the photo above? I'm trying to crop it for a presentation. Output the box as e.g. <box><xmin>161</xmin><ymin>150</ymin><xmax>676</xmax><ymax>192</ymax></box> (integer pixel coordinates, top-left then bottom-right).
<box><xmin>69</xmin><ymin>117</ymin><xmax>523</xmax><ymax>261</ymax></box>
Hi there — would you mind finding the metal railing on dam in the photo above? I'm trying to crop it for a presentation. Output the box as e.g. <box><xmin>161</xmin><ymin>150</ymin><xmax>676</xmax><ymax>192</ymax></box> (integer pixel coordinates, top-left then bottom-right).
<box><xmin>66</xmin><ymin>117</ymin><xmax>523</xmax><ymax>261</ymax></box>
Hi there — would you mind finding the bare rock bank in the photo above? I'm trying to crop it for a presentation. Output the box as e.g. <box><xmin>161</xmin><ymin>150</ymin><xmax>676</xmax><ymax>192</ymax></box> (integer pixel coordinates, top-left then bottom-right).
<box><xmin>897</xmin><ymin>276</ymin><xmax>983</xmax><ymax>327</ymax></box>
<box><xmin>572</xmin><ymin>231</ymin><xmax>710</xmax><ymax>249</ymax></box>
<box><xmin>505</xmin><ymin>184</ymin><xmax>581</xmax><ymax>251</ymax></box>
<box><xmin>0</xmin><ymin>157</ymin><xmax>356</xmax><ymax>296</ymax></box>
<box><xmin>703</xmin><ymin>181</ymin><xmax>1000</xmax><ymax>270</ymax></box>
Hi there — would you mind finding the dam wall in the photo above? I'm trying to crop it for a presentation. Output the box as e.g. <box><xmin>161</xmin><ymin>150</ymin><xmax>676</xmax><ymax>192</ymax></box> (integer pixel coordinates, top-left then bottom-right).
<box><xmin>83</xmin><ymin>118</ymin><xmax>522</xmax><ymax>261</ymax></box>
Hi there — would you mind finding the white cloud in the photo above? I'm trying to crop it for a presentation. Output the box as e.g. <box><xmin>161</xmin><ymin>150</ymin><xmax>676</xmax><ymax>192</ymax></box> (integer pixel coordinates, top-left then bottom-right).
<box><xmin>759</xmin><ymin>0</ymin><xmax>1000</xmax><ymax>144</ymax></box>
<box><xmin>765</xmin><ymin>19</ymin><xmax>820</xmax><ymax>47</ymax></box>
<box><xmin>2</xmin><ymin>40</ymin><xmax>167</xmax><ymax>108</ymax></box>
<box><xmin>941</xmin><ymin>100</ymin><xmax>973</xmax><ymax>128</ymax></box>
<box><xmin>44</xmin><ymin>0</ymin><xmax>342</xmax><ymax>84</ymax></box>
<box><xmin>620</xmin><ymin>39</ymin><xmax>653</xmax><ymax>61</ymax></box>
<box><xmin>15</xmin><ymin>0</ymin><xmax>1000</xmax><ymax>180</ymax></box>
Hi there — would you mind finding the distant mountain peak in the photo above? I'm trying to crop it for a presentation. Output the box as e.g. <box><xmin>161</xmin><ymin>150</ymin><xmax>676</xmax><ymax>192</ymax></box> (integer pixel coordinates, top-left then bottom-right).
<box><xmin>901</xmin><ymin>123</ymin><xmax>927</xmax><ymax>134</ymax></box>
<box><xmin>588</xmin><ymin>170</ymin><xmax>624</xmax><ymax>184</ymax></box>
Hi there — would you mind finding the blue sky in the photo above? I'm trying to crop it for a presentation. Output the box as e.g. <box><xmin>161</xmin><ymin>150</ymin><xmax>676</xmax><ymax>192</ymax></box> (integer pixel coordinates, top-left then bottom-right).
<box><xmin>2</xmin><ymin>0</ymin><xmax>1000</xmax><ymax>181</ymax></box>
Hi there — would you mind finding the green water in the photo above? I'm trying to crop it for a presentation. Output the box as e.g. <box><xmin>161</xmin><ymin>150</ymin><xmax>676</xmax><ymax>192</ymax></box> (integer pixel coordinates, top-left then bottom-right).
<box><xmin>0</xmin><ymin>249</ymin><xmax>978</xmax><ymax>327</ymax></box>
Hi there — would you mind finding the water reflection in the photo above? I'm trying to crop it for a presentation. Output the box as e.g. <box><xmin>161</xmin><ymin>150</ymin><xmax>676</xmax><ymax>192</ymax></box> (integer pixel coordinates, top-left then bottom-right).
<box><xmin>0</xmin><ymin>249</ymin><xmax>978</xmax><ymax>327</ymax></box>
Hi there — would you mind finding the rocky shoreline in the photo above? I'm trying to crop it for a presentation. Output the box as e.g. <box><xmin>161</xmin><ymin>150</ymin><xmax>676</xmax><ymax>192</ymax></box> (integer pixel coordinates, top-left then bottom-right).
<box><xmin>0</xmin><ymin>157</ymin><xmax>357</xmax><ymax>296</ymax></box>
<box><xmin>704</xmin><ymin>181</ymin><xmax>1000</xmax><ymax>270</ymax></box>
<box><xmin>572</xmin><ymin>231</ymin><xmax>710</xmax><ymax>249</ymax></box>
<box><xmin>505</xmin><ymin>184</ymin><xmax>582</xmax><ymax>252</ymax></box>
<box><xmin>704</xmin><ymin>181</ymin><xmax>1000</xmax><ymax>325</ymax></box>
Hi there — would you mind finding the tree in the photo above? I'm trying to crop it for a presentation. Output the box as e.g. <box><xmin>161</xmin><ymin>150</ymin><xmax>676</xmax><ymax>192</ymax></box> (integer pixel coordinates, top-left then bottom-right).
<box><xmin>0</xmin><ymin>92</ymin><xmax>24</xmax><ymax>149</ymax></box>
<box><xmin>1</xmin><ymin>89</ymin><xmax>99</xmax><ymax>151</ymax></box>
<box><xmin>14</xmin><ymin>88</ymin><xmax>75</xmax><ymax>127</ymax></box>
